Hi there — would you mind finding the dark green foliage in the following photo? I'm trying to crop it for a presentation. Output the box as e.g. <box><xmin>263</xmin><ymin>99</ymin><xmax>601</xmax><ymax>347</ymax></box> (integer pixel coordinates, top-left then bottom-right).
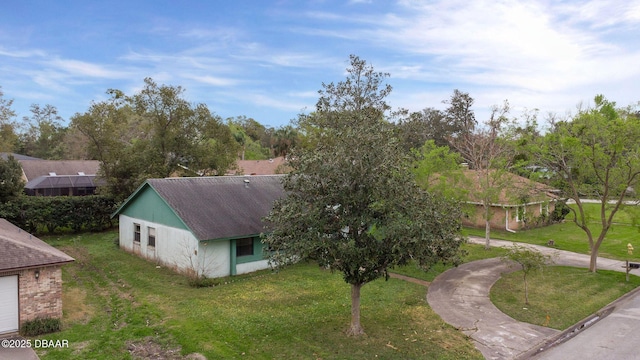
<box><xmin>20</xmin><ymin>317</ymin><xmax>61</xmax><ymax>336</ymax></box>
<box><xmin>187</xmin><ymin>276</ymin><xmax>220</xmax><ymax>288</ymax></box>
<box><xmin>0</xmin><ymin>155</ymin><xmax>24</xmax><ymax>202</ymax></box>
<box><xmin>0</xmin><ymin>195</ymin><xmax>117</xmax><ymax>234</ymax></box>
<box><xmin>550</xmin><ymin>200</ymin><xmax>570</xmax><ymax>222</ymax></box>
<box><xmin>18</xmin><ymin>104</ymin><xmax>67</xmax><ymax>159</ymax></box>
<box><xmin>263</xmin><ymin>55</ymin><xmax>465</xmax><ymax>335</ymax></box>
<box><xmin>71</xmin><ymin>78</ymin><xmax>239</xmax><ymax>201</ymax></box>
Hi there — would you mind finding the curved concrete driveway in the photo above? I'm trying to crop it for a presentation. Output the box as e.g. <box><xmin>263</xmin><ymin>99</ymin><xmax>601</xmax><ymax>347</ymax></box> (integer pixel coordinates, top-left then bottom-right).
<box><xmin>427</xmin><ymin>237</ymin><xmax>640</xmax><ymax>360</ymax></box>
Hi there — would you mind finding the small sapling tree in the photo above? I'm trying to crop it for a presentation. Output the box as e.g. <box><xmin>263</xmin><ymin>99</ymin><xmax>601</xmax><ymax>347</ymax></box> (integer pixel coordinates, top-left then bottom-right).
<box><xmin>502</xmin><ymin>244</ymin><xmax>553</xmax><ymax>305</ymax></box>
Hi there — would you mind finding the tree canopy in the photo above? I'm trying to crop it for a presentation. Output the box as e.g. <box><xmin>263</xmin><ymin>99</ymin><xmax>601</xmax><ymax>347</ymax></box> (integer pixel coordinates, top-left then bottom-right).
<box><xmin>532</xmin><ymin>95</ymin><xmax>640</xmax><ymax>272</ymax></box>
<box><xmin>70</xmin><ymin>78</ymin><xmax>239</xmax><ymax>200</ymax></box>
<box><xmin>263</xmin><ymin>55</ymin><xmax>465</xmax><ymax>336</ymax></box>
<box><xmin>0</xmin><ymin>155</ymin><xmax>25</xmax><ymax>202</ymax></box>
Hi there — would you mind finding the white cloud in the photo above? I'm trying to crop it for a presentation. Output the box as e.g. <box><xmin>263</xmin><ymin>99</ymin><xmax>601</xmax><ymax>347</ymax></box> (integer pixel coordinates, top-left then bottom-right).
<box><xmin>0</xmin><ymin>47</ymin><xmax>46</xmax><ymax>58</ymax></box>
<box><xmin>183</xmin><ymin>74</ymin><xmax>239</xmax><ymax>87</ymax></box>
<box><xmin>48</xmin><ymin>58</ymin><xmax>132</xmax><ymax>79</ymax></box>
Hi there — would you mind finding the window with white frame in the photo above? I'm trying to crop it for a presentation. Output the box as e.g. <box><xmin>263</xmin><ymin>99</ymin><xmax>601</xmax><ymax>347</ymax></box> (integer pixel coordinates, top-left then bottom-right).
<box><xmin>148</xmin><ymin>227</ymin><xmax>156</xmax><ymax>247</ymax></box>
<box><xmin>134</xmin><ymin>223</ymin><xmax>141</xmax><ymax>243</ymax></box>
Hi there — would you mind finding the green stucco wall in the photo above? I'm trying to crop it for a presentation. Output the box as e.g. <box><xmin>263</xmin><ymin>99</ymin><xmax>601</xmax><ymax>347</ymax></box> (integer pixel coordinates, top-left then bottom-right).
<box><xmin>119</xmin><ymin>186</ymin><xmax>188</xmax><ymax>231</ymax></box>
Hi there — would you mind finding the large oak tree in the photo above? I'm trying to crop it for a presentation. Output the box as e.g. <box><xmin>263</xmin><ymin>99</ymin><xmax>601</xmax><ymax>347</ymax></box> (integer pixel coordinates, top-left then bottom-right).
<box><xmin>263</xmin><ymin>55</ymin><xmax>464</xmax><ymax>336</ymax></box>
<box><xmin>71</xmin><ymin>79</ymin><xmax>238</xmax><ymax>200</ymax></box>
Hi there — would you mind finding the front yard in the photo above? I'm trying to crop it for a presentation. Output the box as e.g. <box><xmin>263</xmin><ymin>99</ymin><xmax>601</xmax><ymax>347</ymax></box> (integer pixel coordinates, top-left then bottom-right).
<box><xmin>33</xmin><ymin>210</ymin><xmax>640</xmax><ymax>359</ymax></box>
<box><xmin>36</xmin><ymin>231</ymin><xmax>483</xmax><ymax>359</ymax></box>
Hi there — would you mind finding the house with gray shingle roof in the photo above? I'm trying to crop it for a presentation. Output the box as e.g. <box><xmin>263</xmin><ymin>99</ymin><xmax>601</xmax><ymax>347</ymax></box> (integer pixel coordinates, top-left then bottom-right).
<box><xmin>0</xmin><ymin>219</ymin><xmax>74</xmax><ymax>334</ymax></box>
<box><xmin>112</xmin><ymin>175</ymin><xmax>285</xmax><ymax>278</ymax></box>
<box><xmin>19</xmin><ymin>159</ymin><xmax>102</xmax><ymax>196</ymax></box>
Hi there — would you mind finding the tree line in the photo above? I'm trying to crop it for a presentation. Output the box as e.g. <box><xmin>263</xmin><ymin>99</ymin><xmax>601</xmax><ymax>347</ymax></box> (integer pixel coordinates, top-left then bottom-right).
<box><xmin>1</xmin><ymin>54</ymin><xmax>639</xmax><ymax>335</ymax></box>
<box><xmin>0</xmin><ymin>79</ymin><xmax>299</xmax><ymax>200</ymax></box>
<box><xmin>1</xmin><ymin>55</ymin><xmax>640</xmax><ymax>276</ymax></box>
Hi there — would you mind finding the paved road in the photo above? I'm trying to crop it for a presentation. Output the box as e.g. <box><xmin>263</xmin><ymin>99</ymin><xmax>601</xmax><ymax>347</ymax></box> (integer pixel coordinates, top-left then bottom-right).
<box><xmin>427</xmin><ymin>237</ymin><xmax>640</xmax><ymax>360</ymax></box>
<box><xmin>531</xmin><ymin>282</ymin><xmax>640</xmax><ymax>360</ymax></box>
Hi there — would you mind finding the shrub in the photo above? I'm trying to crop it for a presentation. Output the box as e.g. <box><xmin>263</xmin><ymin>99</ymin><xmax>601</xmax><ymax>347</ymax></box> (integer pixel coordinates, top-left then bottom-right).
<box><xmin>20</xmin><ymin>317</ymin><xmax>61</xmax><ymax>336</ymax></box>
<box><xmin>0</xmin><ymin>195</ymin><xmax>118</xmax><ymax>234</ymax></box>
<box><xmin>551</xmin><ymin>200</ymin><xmax>571</xmax><ymax>222</ymax></box>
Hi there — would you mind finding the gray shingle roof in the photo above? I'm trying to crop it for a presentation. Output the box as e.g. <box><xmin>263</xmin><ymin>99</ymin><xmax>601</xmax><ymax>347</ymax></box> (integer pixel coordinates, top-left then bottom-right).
<box><xmin>145</xmin><ymin>175</ymin><xmax>285</xmax><ymax>241</ymax></box>
<box><xmin>19</xmin><ymin>160</ymin><xmax>100</xmax><ymax>181</ymax></box>
<box><xmin>0</xmin><ymin>153</ymin><xmax>41</xmax><ymax>161</ymax></box>
<box><xmin>0</xmin><ymin>219</ymin><xmax>74</xmax><ymax>272</ymax></box>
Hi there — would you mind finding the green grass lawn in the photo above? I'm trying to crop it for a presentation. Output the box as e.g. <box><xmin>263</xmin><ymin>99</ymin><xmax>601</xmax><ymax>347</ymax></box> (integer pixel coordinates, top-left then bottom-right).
<box><xmin>35</xmin><ymin>231</ymin><xmax>484</xmax><ymax>360</ymax></box>
<box><xmin>33</xmin><ymin>206</ymin><xmax>640</xmax><ymax>359</ymax></box>
<box><xmin>491</xmin><ymin>266</ymin><xmax>640</xmax><ymax>330</ymax></box>
<box><xmin>390</xmin><ymin>244</ymin><xmax>509</xmax><ymax>282</ymax></box>
<box><xmin>463</xmin><ymin>203</ymin><xmax>640</xmax><ymax>261</ymax></box>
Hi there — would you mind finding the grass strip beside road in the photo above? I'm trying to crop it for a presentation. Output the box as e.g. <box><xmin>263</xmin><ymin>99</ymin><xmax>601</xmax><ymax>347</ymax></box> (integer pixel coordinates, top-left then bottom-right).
<box><xmin>491</xmin><ymin>266</ymin><xmax>640</xmax><ymax>330</ymax></box>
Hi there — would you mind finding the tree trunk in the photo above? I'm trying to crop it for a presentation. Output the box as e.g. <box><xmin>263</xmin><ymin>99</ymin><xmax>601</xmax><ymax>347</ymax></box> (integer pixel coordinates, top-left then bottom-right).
<box><xmin>523</xmin><ymin>273</ymin><xmax>529</xmax><ymax>305</ymax></box>
<box><xmin>484</xmin><ymin>219</ymin><xmax>491</xmax><ymax>250</ymax></box>
<box><xmin>589</xmin><ymin>248</ymin><xmax>598</xmax><ymax>273</ymax></box>
<box><xmin>346</xmin><ymin>283</ymin><xmax>365</xmax><ymax>336</ymax></box>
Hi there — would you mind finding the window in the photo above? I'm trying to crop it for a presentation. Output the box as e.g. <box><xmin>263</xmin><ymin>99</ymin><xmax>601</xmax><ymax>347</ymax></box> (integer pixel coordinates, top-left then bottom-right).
<box><xmin>134</xmin><ymin>224</ymin><xmax>141</xmax><ymax>243</ymax></box>
<box><xmin>148</xmin><ymin>227</ymin><xmax>156</xmax><ymax>247</ymax></box>
<box><xmin>236</xmin><ymin>238</ymin><xmax>253</xmax><ymax>256</ymax></box>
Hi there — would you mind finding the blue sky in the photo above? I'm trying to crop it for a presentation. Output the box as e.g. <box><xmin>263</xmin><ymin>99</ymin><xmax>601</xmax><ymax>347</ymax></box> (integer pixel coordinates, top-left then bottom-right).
<box><xmin>1</xmin><ymin>0</ymin><xmax>639</xmax><ymax>128</ymax></box>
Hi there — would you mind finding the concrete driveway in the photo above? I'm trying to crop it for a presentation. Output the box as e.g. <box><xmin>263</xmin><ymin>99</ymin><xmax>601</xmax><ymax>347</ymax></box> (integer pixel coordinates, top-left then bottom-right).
<box><xmin>0</xmin><ymin>335</ymin><xmax>39</xmax><ymax>360</ymax></box>
<box><xmin>427</xmin><ymin>237</ymin><xmax>640</xmax><ymax>360</ymax></box>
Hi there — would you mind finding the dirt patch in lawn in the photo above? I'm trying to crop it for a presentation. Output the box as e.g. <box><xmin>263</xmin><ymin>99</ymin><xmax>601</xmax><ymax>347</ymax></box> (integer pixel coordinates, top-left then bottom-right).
<box><xmin>389</xmin><ymin>272</ymin><xmax>431</xmax><ymax>287</ymax></box>
<box><xmin>127</xmin><ymin>337</ymin><xmax>206</xmax><ymax>360</ymax></box>
<box><xmin>63</xmin><ymin>287</ymin><xmax>94</xmax><ymax>325</ymax></box>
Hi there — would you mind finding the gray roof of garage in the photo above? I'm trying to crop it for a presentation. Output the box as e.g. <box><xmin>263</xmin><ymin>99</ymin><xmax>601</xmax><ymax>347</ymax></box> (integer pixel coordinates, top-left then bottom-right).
<box><xmin>0</xmin><ymin>219</ymin><xmax>74</xmax><ymax>272</ymax></box>
<box><xmin>118</xmin><ymin>175</ymin><xmax>286</xmax><ymax>241</ymax></box>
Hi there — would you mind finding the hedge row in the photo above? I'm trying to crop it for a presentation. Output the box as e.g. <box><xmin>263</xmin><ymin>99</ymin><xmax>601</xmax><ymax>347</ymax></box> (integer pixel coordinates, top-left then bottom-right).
<box><xmin>0</xmin><ymin>195</ymin><xmax>118</xmax><ymax>234</ymax></box>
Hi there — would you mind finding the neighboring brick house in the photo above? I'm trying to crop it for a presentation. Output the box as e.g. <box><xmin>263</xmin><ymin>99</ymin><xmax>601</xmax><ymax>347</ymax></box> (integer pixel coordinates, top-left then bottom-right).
<box><xmin>0</xmin><ymin>219</ymin><xmax>74</xmax><ymax>334</ymax></box>
<box><xmin>460</xmin><ymin>170</ymin><xmax>559</xmax><ymax>232</ymax></box>
<box><xmin>113</xmin><ymin>175</ymin><xmax>285</xmax><ymax>279</ymax></box>
<box><xmin>227</xmin><ymin>157</ymin><xmax>290</xmax><ymax>175</ymax></box>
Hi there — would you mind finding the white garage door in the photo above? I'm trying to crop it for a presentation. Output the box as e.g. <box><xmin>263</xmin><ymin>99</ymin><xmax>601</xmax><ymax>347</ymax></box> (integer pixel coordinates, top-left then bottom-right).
<box><xmin>0</xmin><ymin>275</ymin><xmax>19</xmax><ymax>334</ymax></box>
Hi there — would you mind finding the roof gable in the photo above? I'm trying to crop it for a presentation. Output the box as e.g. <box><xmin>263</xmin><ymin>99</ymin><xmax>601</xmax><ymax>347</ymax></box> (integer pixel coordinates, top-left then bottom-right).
<box><xmin>116</xmin><ymin>184</ymin><xmax>188</xmax><ymax>231</ymax></box>
<box><xmin>0</xmin><ymin>219</ymin><xmax>74</xmax><ymax>271</ymax></box>
<box><xmin>115</xmin><ymin>175</ymin><xmax>285</xmax><ymax>241</ymax></box>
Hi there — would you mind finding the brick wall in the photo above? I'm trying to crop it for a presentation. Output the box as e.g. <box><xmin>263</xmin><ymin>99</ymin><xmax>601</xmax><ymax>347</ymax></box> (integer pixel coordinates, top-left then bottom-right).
<box><xmin>18</xmin><ymin>266</ymin><xmax>63</xmax><ymax>325</ymax></box>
